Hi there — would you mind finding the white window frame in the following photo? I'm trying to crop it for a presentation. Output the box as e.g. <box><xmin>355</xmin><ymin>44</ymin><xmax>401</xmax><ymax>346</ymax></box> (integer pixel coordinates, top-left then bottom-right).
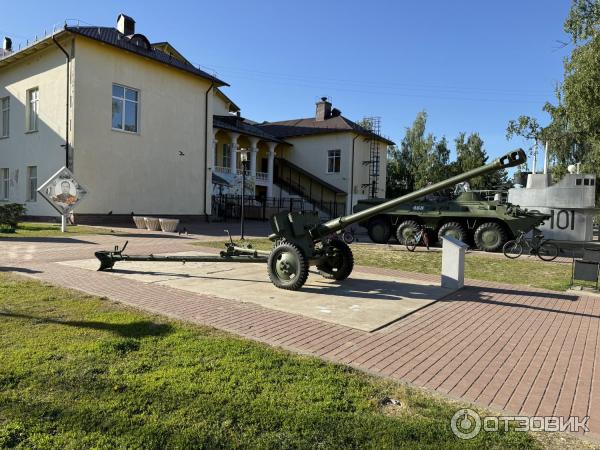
<box><xmin>112</xmin><ymin>84</ymin><xmax>140</xmax><ymax>133</ymax></box>
<box><xmin>327</xmin><ymin>149</ymin><xmax>341</xmax><ymax>174</ymax></box>
<box><xmin>1</xmin><ymin>168</ymin><xmax>8</xmax><ymax>200</ymax></box>
<box><xmin>26</xmin><ymin>88</ymin><xmax>39</xmax><ymax>133</ymax></box>
<box><xmin>26</xmin><ymin>166</ymin><xmax>37</xmax><ymax>202</ymax></box>
<box><xmin>1</xmin><ymin>97</ymin><xmax>9</xmax><ymax>138</ymax></box>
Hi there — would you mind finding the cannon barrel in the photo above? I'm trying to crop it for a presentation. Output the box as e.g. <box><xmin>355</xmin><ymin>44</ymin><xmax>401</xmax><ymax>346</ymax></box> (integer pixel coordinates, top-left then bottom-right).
<box><xmin>314</xmin><ymin>148</ymin><xmax>526</xmax><ymax>239</ymax></box>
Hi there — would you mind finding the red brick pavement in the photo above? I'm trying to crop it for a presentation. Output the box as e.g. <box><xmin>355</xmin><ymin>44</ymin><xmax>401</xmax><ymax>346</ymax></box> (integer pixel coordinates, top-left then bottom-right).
<box><xmin>1</xmin><ymin>235</ymin><xmax>599</xmax><ymax>439</ymax></box>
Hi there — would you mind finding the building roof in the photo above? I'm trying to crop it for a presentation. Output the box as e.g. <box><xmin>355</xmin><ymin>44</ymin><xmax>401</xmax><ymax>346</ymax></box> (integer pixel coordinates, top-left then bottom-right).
<box><xmin>64</xmin><ymin>26</ymin><xmax>227</xmax><ymax>86</ymax></box>
<box><xmin>0</xmin><ymin>27</ymin><xmax>227</xmax><ymax>86</ymax></box>
<box><xmin>213</xmin><ymin>115</ymin><xmax>285</xmax><ymax>143</ymax></box>
<box><xmin>257</xmin><ymin>115</ymin><xmax>395</xmax><ymax>145</ymax></box>
<box><xmin>150</xmin><ymin>41</ymin><xmax>191</xmax><ymax>65</ymax></box>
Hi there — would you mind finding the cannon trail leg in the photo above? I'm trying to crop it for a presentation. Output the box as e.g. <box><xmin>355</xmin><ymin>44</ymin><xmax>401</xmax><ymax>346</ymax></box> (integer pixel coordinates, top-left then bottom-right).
<box><xmin>95</xmin><ymin>251</ymin><xmax>116</xmax><ymax>271</ymax></box>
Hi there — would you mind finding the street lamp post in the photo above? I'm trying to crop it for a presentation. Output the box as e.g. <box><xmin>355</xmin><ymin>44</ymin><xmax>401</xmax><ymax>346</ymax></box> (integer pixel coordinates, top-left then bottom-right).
<box><xmin>240</xmin><ymin>150</ymin><xmax>248</xmax><ymax>240</ymax></box>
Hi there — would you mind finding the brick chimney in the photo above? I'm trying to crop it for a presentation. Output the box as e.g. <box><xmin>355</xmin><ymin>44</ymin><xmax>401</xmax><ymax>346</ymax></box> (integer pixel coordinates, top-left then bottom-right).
<box><xmin>117</xmin><ymin>14</ymin><xmax>136</xmax><ymax>35</ymax></box>
<box><xmin>315</xmin><ymin>97</ymin><xmax>332</xmax><ymax>121</ymax></box>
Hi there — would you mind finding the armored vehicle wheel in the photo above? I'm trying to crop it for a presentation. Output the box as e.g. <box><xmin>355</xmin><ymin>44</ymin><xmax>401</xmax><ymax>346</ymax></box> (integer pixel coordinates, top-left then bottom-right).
<box><xmin>317</xmin><ymin>239</ymin><xmax>354</xmax><ymax>281</ymax></box>
<box><xmin>367</xmin><ymin>217</ymin><xmax>392</xmax><ymax>244</ymax></box>
<box><xmin>267</xmin><ymin>241</ymin><xmax>309</xmax><ymax>290</ymax></box>
<box><xmin>437</xmin><ymin>222</ymin><xmax>467</xmax><ymax>243</ymax></box>
<box><xmin>396</xmin><ymin>220</ymin><xmax>420</xmax><ymax>245</ymax></box>
<box><xmin>474</xmin><ymin>222</ymin><xmax>507</xmax><ymax>252</ymax></box>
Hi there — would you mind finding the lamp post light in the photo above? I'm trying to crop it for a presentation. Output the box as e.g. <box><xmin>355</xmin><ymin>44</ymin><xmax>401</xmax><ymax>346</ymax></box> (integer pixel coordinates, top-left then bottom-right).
<box><xmin>240</xmin><ymin>149</ymin><xmax>248</xmax><ymax>240</ymax></box>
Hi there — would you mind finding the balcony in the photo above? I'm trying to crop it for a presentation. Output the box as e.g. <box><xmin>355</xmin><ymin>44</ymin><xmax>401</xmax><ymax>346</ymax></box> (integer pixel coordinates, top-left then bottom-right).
<box><xmin>214</xmin><ymin>166</ymin><xmax>232</xmax><ymax>175</ymax></box>
<box><xmin>216</xmin><ymin>166</ymin><xmax>269</xmax><ymax>183</ymax></box>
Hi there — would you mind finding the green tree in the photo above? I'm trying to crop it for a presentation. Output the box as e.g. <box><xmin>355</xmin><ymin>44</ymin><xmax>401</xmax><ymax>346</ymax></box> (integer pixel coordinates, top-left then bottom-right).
<box><xmin>508</xmin><ymin>1</ymin><xmax>600</xmax><ymax>191</ymax></box>
<box><xmin>385</xmin><ymin>144</ymin><xmax>408</xmax><ymax>198</ymax></box>
<box><xmin>387</xmin><ymin>111</ymin><xmax>451</xmax><ymax>193</ymax></box>
<box><xmin>455</xmin><ymin>132</ymin><xmax>507</xmax><ymax>189</ymax></box>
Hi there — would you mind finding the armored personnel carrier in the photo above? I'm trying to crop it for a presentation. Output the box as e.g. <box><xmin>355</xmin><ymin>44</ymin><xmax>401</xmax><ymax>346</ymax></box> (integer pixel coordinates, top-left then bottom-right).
<box><xmin>353</xmin><ymin>189</ymin><xmax>549</xmax><ymax>251</ymax></box>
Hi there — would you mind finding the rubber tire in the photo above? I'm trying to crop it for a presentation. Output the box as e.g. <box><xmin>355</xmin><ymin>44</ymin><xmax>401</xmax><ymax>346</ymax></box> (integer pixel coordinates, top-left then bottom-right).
<box><xmin>537</xmin><ymin>242</ymin><xmax>559</xmax><ymax>262</ymax></box>
<box><xmin>405</xmin><ymin>237</ymin><xmax>417</xmax><ymax>252</ymax></box>
<box><xmin>437</xmin><ymin>222</ymin><xmax>467</xmax><ymax>243</ymax></box>
<box><xmin>367</xmin><ymin>216</ymin><xmax>392</xmax><ymax>244</ymax></box>
<box><xmin>267</xmin><ymin>241</ymin><xmax>309</xmax><ymax>290</ymax></box>
<box><xmin>474</xmin><ymin>222</ymin><xmax>507</xmax><ymax>252</ymax></box>
<box><xmin>317</xmin><ymin>240</ymin><xmax>355</xmax><ymax>281</ymax></box>
<box><xmin>396</xmin><ymin>220</ymin><xmax>420</xmax><ymax>245</ymax></box>
<box><xmin>503</xmin><ymin>240</ymin><xmax>523</xmax><ymax>259</ymax></box>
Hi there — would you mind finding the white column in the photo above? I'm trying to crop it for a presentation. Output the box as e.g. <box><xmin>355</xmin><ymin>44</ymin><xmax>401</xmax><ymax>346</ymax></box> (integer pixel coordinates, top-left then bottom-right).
<box><xmin>212</xmin><ymin>129</ymin><xmax>219</xmax><ymax>169</ymax></box>
<box><xmin>229</xmin><ymin>132</ymin><xmax>239</xmax><ymax>174</ymax></box>
<box><xmin>248</xmin><ymin>137</ymin><xmax>259</xmax><ymax>178</ymax></box>
<box><xmin>266</xmin><ymin>142</ymin><xmax>277</xmax><ymax>197</ymax></box>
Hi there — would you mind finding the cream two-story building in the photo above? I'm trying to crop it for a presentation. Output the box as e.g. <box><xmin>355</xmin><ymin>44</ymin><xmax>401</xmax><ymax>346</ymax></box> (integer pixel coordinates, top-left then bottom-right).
<box><xmin>0</xmin><ymin>14</ymin><xmax>226</xmax><ymax>221</ymax></box>
<box><xmin>0</xmin><ymin>14</ymin><xmax>392</xmax><ymax>221</ymax></box>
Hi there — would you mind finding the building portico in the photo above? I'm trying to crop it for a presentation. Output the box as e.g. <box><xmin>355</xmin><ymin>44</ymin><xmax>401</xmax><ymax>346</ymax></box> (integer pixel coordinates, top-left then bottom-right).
<box><xmin>212</xmin><ymin>115</ymin><xmax>285</xmax><ymax>196</ymax></box>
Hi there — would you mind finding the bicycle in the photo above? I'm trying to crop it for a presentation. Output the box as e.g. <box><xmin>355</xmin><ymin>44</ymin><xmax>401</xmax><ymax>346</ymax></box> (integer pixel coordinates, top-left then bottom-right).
<box><xmin>502</xmin><ymin>228</ymin><xmax>558</xmax><ymax>262</ymax></box>
<box><xmin>405</xmin><ymin>224</ymin><xmax>430</xmax><ymax>252</ymax></box>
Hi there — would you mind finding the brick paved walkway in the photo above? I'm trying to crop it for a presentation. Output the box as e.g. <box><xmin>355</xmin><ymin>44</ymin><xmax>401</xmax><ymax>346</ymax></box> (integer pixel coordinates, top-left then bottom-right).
<box><xmin>1</xmin><ymin>234</ymin><xmax>599</xmax><ymax>439</ymax></box>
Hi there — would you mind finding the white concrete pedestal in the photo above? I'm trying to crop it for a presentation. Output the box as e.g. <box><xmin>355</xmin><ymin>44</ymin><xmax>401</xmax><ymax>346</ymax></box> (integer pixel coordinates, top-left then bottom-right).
<box><xmin>441</xmin><ymin>236</ymin><xmax>469</xmax><ymax>289</ymax></box>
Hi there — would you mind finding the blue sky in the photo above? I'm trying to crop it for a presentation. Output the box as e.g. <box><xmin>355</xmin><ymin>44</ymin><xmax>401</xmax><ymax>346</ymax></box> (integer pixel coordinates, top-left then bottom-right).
<box><xmin>2</xmin><ymin>0</ymin><xmax>571</xmax><ymax>162</ymax></box>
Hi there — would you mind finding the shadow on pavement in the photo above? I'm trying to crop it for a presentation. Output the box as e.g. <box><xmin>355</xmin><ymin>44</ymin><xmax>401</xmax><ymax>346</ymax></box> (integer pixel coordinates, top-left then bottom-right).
<box><xmin>443</xmin><ymin>285</ymin><xmax>597</xmax><ymax>319</ymax></box>
<box><xmin>0</xmin><ymin>237</ymin><xmax>98</xmax><ymax>244</ymax></box>
<box><xmin>109</xmin><ymin>267</ymin><xmax>445</xmax><ymax>302</ymax></box>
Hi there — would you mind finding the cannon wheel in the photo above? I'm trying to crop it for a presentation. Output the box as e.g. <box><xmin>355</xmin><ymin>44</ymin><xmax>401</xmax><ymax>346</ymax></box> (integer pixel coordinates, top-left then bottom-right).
<box><xmin>317</xmin><ymin>239</ymin><xmax>354</xmax><ymax>281</ymax></box>
<box><xmin>367</xmin><ymin>216</ymin><xmax>392</xmax><ymax>244</ymax></box>
<box><xmin>267</xmin><ymin>241</ymin><xmax>309</xmax><ymax>290</ymax></box>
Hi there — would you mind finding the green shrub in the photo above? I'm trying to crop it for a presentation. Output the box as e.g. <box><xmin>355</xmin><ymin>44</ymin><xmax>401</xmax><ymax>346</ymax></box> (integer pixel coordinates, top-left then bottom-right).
<box><xmin>0</xmin><ymin>203</ymin><xmax>26</xmax><ymax>232</ymax></box>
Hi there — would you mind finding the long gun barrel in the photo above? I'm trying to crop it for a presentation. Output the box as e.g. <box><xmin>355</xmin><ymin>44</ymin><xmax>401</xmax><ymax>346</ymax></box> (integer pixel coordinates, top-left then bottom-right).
<box><xmin>312</xmin><ymin>148</ymin><xmax>526</xmax><ymax>239</ymax></box>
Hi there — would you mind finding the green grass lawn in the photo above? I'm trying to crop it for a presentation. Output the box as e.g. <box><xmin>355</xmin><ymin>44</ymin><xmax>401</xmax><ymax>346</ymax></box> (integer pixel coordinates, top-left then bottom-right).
<box><xmin>199</xmin><ymin>239</ymin><xmax>572</xmax><ymax>292</ymax></box>
<box><xmin>0</xmin><ymin>222</ymin><xmax>113</xmax><ymax>238</ymax></box>
<box><xmin>0</xmin><ymin>273</ymin><xmax>545</xmax><ymax>449</ymax></box>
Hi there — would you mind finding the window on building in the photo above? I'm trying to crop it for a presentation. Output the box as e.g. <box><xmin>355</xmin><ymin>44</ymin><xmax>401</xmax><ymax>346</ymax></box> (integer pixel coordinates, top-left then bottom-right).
<box><xmin>222</xmin><ymin>144</ymin><xmax>231</xmax><ymax>168</ymax></box>
<box><xmin>327</xmin><ymin>149</ymin><xmax>341</xmax><ymax>173</ymax></box>
<box><xmin>112</xmin><ymin>84</ymin><xmax>139</xmax><ymax>132</ymax></box>
<box><xmin>576</xmin><ymin>178</ymin><xmax>582</xmax><ymax>186</ymax></box>
<box><xmin>1</xmin><ymin>168</ymin><xmax>8</xmax><ymax>200</ymax></box>
<box><xmin>26</xmin><ymin>88</ymin><xmax>39</xmax><ymax>132</ymax></box>
<box><xmin>26</xmin><ymin>166</ymin><xmax>37</xmax><ymax>201</ymax></box>
<box><xmin>1</xmin><ymin>97</ymin><xmax>9</xmax><ymax>138</ymax></box>
<box><xmin>585</xmin><ymin>178</ymin><xmax>591</xmax><ymax>186</ymax></box>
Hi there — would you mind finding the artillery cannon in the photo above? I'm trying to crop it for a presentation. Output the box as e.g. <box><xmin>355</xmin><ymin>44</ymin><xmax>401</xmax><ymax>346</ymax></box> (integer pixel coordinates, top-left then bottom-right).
<box><xmin>95</xmin><ymin>149</ymin><xmax>527</xmax><ymax>290</ymax></box>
